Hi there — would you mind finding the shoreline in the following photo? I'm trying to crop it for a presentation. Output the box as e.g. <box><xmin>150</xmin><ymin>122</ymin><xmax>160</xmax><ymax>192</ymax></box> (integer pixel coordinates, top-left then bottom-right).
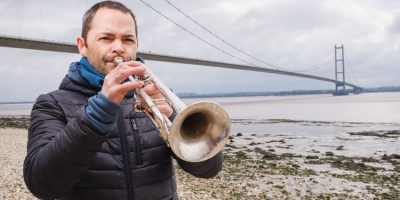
<box><xmin>1</xmin><ymin>118</ymin><xmax>399</xmax><ymax>199</ymax></box>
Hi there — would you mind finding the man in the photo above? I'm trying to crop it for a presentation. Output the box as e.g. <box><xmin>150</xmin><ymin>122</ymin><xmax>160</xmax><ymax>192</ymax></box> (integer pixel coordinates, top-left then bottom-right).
<box><xmin>23</xmin><ymin>1</ymin><xmax>223</xmax><ymax>199</ymax></box>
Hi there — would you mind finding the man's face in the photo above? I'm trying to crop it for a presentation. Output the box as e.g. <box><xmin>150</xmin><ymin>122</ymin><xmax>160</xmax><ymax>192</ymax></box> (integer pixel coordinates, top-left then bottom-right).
<box><xmin>78</xmin><ymin>8</ymin><xmax>137</xmax><ymax>75</ymax></box>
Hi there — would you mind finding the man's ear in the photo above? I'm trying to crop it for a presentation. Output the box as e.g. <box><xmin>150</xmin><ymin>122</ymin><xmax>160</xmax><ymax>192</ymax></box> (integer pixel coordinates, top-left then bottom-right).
<box><xmin>77</xmin><ymin>37</ymin><xmax>87</xmax><ymax>57</ymax></box>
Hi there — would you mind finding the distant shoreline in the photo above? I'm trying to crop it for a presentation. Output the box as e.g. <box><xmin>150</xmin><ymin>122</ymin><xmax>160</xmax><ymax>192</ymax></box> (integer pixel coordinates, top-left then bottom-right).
<box><xmin>179</xmin><ymin>89</ymin><xmax>400</xmax><ymax>98</ymax></box>
<box><xmin>0</xmin><ymin>101</ymin><xmax>34</xmax><ymax>105</ymax></box>
<box><xmin>1</xmin><ymin>89</ymin><xmax>400</xmax><ymax>104</ymax></box>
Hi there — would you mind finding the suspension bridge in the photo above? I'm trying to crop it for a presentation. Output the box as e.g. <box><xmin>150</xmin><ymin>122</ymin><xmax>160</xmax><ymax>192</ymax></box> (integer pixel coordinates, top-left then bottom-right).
<box><xmin>0</xmin><ymin>0</ymin><xmax>363</xmax><ymax>95</ymax></box>
<box><xmin>0</xmin><ymin>34</ymin><xmax>363</xmax><ymax>95</ymax></box>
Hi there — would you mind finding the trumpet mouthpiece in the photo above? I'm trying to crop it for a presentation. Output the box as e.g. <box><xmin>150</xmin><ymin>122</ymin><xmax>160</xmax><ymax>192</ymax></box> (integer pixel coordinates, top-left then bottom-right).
<box><xmin>113</xmin><ymin>56</ymin><xmax>124</xmax><ymax>64</ymax></box>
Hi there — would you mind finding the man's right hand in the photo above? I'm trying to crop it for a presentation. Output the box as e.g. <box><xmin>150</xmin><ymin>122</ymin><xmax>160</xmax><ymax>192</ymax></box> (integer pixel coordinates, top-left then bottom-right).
<box><xmin>101</xmin><ymin>61</ymin><xmax>145</xmax><ymax>104</ymax></box>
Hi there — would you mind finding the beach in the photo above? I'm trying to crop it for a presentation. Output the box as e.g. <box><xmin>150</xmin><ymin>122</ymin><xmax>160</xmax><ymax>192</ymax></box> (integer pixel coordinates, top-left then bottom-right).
<box><xmin>1</xmin><ymin>117</ymin><xmax>399</xmax><ymax>199</ymax></box>
<box><xmin>0</xmin><ymin>128</ymin><xmax>36</xmax><ymax>200</ymax></box>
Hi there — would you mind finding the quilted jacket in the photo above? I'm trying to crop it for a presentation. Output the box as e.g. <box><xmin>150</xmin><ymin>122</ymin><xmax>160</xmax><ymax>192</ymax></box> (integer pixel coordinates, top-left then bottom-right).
<box><xmin>23</xmin><ymin>64</ymin><xmax>223</xmax><ymax>200</ymax></box>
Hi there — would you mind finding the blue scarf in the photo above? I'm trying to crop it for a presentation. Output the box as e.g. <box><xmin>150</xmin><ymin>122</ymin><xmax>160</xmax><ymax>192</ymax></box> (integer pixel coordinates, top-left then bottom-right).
<box><xmin>68</xmin><ymin>57</ymin><xmax>105</xmax><ymax>90</ymax></box>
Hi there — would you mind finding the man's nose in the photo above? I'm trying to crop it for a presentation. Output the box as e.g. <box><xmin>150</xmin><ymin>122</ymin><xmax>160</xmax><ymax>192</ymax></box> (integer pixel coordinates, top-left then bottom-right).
<box><xmin>111</xmin><ymin>40</ymin><xmax>124</xmax><ymax>54</ymax></box>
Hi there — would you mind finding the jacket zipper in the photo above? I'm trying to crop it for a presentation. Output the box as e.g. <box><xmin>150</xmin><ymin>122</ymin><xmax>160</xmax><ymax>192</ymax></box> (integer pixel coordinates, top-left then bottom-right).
<box><xmin>130</xmin><ymin>119</ymin><xmax>143</xmax><ymax>165</ymax></box>
<box><xmin>118</xmin><ymin>114</ymin><xmax>134</xmax><ymax>200</ymax></box>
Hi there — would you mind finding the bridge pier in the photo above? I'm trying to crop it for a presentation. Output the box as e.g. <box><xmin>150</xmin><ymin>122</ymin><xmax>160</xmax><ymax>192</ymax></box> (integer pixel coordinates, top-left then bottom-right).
<box><xmin>353</xmin><ymin>87</ymin><xmax>364</xmax><ymax>94</ymax></box>
<box><xmin>333</xmin><ymin>45</ymin><xmax>348</xmax><ymax>96</ymax></box>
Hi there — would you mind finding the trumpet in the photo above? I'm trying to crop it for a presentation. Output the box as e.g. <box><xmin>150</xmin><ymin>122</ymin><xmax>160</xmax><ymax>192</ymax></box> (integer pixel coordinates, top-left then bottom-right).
<box><xmin>114</xmin><ymin>56</ymin><xmax>231</xmax><ymax>162</ymax></box>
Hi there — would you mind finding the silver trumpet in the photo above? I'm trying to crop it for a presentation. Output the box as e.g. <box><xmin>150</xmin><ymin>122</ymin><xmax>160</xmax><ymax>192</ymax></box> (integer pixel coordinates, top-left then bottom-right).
<box><xmin>114</xmin><ymin>56</ymin><xmax>231</xmax><ymax>162</ymax></box>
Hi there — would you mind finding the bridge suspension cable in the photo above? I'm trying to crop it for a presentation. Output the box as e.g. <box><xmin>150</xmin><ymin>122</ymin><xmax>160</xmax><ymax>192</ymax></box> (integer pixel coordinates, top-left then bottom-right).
<box><xmin>138</xmin><ymin>0</ymin><xmax>259</xmax><ymax>67</ymax></box>
<box><xmin>292</xmin><ymin>50</ymin><xmax>333</xmax><ymax>73</ymax></box>
<box><xmin>162</xmin><ymin>0</ymin><xmax>282</xmax><ymax>69</ymax></box>
<box><xmin>142</xmin><ymin>0</ymin><xmax>334</xmax><ymax>74</ymax></box>
<box><xmin>344</xmin><ymin>50</ymin><xmax>361</xmax><ymax>86</ymax></box>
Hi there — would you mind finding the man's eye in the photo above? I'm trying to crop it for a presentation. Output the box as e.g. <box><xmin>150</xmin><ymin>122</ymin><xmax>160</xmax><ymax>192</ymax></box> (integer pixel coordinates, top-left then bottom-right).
<box><xmin>99</xmin><ymin>37</ymin><xmax>111</xmax><ymax>41</ymax></box>
<box><xmin>124</xmin><ymin>39</ymin><xmax>135</xmax><ymax>43</ymax></box>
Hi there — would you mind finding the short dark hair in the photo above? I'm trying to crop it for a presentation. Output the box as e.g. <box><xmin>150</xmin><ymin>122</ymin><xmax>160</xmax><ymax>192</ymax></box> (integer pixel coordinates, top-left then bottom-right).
<box><xmin>82</xmin><ymin>1</ymin><xmax>138</xmax><ymax>44</ymax></box>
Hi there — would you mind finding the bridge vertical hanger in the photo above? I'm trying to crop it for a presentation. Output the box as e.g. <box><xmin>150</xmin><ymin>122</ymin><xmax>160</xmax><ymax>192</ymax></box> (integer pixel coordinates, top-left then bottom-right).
<box><xmin>334</xmin><ymin>45</ymin><xmax>348</xmax><ymax>96</ymax></box>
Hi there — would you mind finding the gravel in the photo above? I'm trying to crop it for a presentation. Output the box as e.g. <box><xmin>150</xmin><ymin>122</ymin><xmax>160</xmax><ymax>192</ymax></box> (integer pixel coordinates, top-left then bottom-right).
<box><xmin>0</xmin><ymin>128</ymin><xmax>37</xmax><ymax>200</ymax></box>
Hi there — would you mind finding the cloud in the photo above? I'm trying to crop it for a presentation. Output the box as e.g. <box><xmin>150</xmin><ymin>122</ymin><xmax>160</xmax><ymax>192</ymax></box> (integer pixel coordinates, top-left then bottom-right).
<box><xmin>390</xmin><ymin>10</ymin><xmax>400</xmax><ymax>34</ymax></box>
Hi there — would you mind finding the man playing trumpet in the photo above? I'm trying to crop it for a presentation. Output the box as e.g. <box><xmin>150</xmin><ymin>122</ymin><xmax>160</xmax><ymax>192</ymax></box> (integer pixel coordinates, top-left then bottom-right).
<box><xmin>23</xmin><ymin>1</ymin><xmax>223</xmax><ymax>199</ymax></box>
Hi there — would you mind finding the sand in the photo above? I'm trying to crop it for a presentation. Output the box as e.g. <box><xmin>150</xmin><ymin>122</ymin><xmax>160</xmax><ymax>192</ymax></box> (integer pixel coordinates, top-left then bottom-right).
<box><xmin>0</xmin><ymin>128</ymin><xmax>37</xmax><ymax>200</ymax></box>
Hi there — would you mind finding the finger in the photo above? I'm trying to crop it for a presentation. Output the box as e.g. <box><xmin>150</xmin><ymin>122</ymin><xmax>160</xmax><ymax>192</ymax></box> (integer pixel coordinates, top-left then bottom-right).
<box><xmin>109</xmin><ymin>60</ymin><xmax>138</xmax><ymax>76</ymax></box>
<box><xmin>114</xmin><ymin>60</ymin><xmax>141</xmax><ymax>68</ymax></box>
<box><xmin>157</xmin><ymin>104</ymin><xmax>173</xmax><ymax>117</ymax></box>
<box><xmin>124</xmin><ymin>60</ymin><xmax>143</xmax><ymax>67</ymax></box>
<box><xmin>118</xmin><ymin>80</ymin><xmax>145</xmax><ymax>93</ymax></box>
<box><xmin>143</xmin><ymin>84</ymin><xmax>161</xmax><ymax>96</ymax></box>
<box><xmin>113</xmin><ymin>65</ymin><xmax>146</xmax><ymax>83</ymax></box>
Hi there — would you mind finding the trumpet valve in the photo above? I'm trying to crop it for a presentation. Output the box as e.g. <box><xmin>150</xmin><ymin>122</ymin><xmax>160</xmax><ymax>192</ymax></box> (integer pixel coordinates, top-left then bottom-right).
<box><xmin>139</xmin><ymin>74</ymin><xmax>152</xmax><ymax>85</ymax></box>
<box><xmin>134</xmin><ymin>101</ymin><xmax>145</xmax><ymax>112</ymax></box>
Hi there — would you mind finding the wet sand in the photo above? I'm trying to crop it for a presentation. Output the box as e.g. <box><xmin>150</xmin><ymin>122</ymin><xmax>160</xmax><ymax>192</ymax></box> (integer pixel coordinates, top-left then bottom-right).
<box><xmin>1</xmin><ymin>117</ymin><xmax>399</xmax><ymax>199</ymax></box>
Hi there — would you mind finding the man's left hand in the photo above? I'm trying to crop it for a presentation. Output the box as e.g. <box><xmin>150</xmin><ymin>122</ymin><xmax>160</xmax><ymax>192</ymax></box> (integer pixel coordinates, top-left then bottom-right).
<box><xmin>143</xmin><ymin>83</ymin><xmax>174</xmax><ymax>118</ymax></box>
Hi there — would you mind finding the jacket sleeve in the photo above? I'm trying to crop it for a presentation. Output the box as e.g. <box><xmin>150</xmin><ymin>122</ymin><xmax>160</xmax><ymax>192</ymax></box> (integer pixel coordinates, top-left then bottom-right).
<box><xmin>174</xmin><ymin>151</ymin><xmax>223</xmax><ymax>178</ymax></box>
<box><xmin>23</xmin><ymin>94</ymin><xmax>108</xmax><ymax>199</ymax></box>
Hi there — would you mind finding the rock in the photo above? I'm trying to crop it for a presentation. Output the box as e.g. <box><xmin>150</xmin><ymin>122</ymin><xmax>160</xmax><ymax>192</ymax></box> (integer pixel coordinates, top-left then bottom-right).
<box><xmin>281</xmin><ymin>153</ymin><xmax>302</xmax><ymax>158</ymax></box>
<box><xmin>325</xmin><ymin>152</ymin><xmax>334</xmax><ymax>156</ymax></box>
<box><xmin>382</xmin><ymin>154</ymin><xmax>400</xmax><ymax>160</ymax></box>
<box><xmin>331</xmin><ymin>160</ymin><xmax>379</xmax><ymax>172</ymax></box>
<box><xmin>249</xmin><ymin>142</ymin><xmax>260</xmax><ymax>146</ymax></box>
<box><xmin>225</xmin><ymin>144</ymin><xmax>238</xmax><ymax>149</ymax></box>
<box><xmin>255</xmin><ymin>147</ymin><xmax>280</xmax><ymax>160</ymax></box>
<box><xmin>255</xmin><ymin>147</ymin><xmax>268</xmax><ymax>156</ymax></box>
<box><xmin>336</xmin><ymin>145</ymin><xmax>344</xmax><ymax>150</ymax></box>
<box><xmin>291</xmin><ymin>163</ymin><xmax>300</xmax><ymax>168</ymax></box>
<box><xmin>262</xmin><ymin>152</ymin><xmax>280</xmax><ymax>160</ymax></box>
<box><xmin>306</xmin><ymin>155</ymin><xmax>319</xmax><ymax>159</ymax></box>
<box><xmin>236</xmin><ymin>133</ymin><xmax>243</xmax><ymax>137</ymax></box>
<box><xmin>311</xmin><ymin>149</ymin><xmax>320</xmax><ymax>153</ymax></box>
<box><xmin>361</xmin><ymin>157</ymin><xmax>379</xmax><ymax>162</ymax></box>
<box><xmin>266</xmin><ymin>139</ymin><xmax>285</xmax><ymax>143</ymax></box>
<box><xmin>235</xmin><ymin>151</ymin><xmax>249</xmax><ymax>159</ymax></box>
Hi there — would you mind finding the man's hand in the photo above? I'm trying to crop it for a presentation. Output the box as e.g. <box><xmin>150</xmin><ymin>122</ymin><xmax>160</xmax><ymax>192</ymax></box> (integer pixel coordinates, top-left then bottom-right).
<box><xmin>101</xmin><ymin>61</ymin><xmax>145</xmax><ymax>104</ymax></box>
<box><xmin>143</xmin><ymin>82</ymin><xmax>174</xmax><ymax>118</ymax></box>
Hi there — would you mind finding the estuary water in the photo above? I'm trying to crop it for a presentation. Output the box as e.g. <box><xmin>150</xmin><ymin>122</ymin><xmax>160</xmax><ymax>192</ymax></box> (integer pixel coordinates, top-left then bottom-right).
<box><xmin>1</xmin><ymin>92</ymin><xmax>399</xmax><ymax>123</ymax></box>
<box><xmin>185</xmin><ymin>92</ymin><xmax>400</xmax><ymax>157</ymax></box>
<box><xmin>0</xmin><ymin>92</ymin><xmax>399</xmax><ymax>156</ymax></box>
<box><xmin>185</xmin><ymin>92</ymin><xmax>400</xmax><ymax>123</ymax></box>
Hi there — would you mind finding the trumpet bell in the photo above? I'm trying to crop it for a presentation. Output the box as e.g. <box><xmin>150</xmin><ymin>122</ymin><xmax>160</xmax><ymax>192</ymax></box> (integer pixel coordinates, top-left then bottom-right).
<box><xmin>113</xmin><ymin>56</ymin><xmax>231</xmax><ymax>162</ymax></box>
<box><xmin>170</xmin><ymin>101</ymin><xmax>231</xmax><ymax>162</ymax></box>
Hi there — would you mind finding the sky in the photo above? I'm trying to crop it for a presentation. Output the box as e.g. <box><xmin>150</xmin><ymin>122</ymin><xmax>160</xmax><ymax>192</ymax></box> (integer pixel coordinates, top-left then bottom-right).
<box><xmin>0</xmin><ymin>0</ymin><xmax>399</xmax><ymax>102</ymax></box>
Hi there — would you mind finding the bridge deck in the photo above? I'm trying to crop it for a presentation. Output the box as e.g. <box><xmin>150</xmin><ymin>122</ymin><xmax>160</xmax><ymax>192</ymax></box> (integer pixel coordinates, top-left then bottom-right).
<box><xmin>0</xmin><ymin>34</ymin><xmax>361</xmax><ymax>89</ymax></box>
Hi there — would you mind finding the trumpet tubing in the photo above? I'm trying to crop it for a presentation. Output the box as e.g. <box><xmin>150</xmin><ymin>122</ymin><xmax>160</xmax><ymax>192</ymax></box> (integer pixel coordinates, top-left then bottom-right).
<box><xmin>114</xmin><ymin>56</ymin><xmax>231</xmax><ymax>162</ymax></box>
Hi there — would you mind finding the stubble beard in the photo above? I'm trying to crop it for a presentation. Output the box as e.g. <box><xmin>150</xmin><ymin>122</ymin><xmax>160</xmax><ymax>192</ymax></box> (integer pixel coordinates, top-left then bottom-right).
<box><xmin>87</xmin><ymin>53</ymin><xmax>111</xmax><ymax>75</ymax></box>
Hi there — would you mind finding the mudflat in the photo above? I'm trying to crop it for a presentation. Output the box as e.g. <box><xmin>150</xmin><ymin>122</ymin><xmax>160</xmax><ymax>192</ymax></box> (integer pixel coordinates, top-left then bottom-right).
<box><xmin>1</xmin><ymin>117</ymin><xmax>399</xmax><ymax>199</ymax></box>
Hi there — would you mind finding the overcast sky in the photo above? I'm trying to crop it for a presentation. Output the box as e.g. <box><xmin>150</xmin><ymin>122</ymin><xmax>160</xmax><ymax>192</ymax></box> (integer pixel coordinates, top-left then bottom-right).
<box><xmin>0</xmin><ymin>0</ymin><xmax>399</xmax><ymax>102</ymax></box>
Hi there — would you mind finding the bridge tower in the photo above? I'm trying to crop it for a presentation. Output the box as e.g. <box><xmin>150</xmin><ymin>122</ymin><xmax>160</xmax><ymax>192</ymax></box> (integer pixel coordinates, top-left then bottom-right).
<box><xmin>333</xmin><ymin>45</ymin><xmax>348</xmax><ymax>96</ymax></box>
